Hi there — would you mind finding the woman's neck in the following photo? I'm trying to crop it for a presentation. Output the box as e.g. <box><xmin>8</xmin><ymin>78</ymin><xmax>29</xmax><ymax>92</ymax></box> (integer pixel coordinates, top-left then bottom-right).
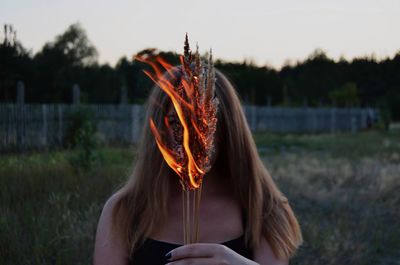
<box><xmin>170</xmin><ymin>165</ymin><xmax>231</xmax><ymax>197</ymax></box>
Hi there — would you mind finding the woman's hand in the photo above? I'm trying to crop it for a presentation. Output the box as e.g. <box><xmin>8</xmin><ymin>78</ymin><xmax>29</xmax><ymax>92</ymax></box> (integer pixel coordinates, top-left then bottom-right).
<box><xmin>165</xmin><ymin>243</ymin><xmax>259</xmax><ymax>265</ymax></box>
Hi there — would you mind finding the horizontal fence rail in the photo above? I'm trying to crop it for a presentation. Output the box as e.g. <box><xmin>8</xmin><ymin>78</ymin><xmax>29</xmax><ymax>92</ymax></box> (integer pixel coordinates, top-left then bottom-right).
<box><xmin>0</xmin><ymin>103</ymin><xmax>378</xmax><ymax>151</ymax></box>
<box><xmin>242</xmin><ymin>105</ymin><xmax>377</xmax><ymax>133</ymax></box>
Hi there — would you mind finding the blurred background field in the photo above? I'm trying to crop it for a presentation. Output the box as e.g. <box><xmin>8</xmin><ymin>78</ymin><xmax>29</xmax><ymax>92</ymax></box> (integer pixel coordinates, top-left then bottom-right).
<box><xmin>1</xmin><ymin>128</ymin><xmax>399</xmax><ymax>265</ymax></box>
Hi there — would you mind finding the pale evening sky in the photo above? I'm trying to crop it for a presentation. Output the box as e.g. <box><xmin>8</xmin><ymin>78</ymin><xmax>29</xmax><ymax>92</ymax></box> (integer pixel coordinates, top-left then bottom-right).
<box><xmin>1</xmin><ymin>0</ymin><xmax>399</xmax><ymax>69</ymax></box>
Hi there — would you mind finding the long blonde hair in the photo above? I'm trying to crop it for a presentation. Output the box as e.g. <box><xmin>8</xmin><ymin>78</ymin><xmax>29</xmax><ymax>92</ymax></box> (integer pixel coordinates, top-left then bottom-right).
<box><xmin>112</xmin><ymin>68</ymin><xmax>303</xmax><ymax>259</ymax></box>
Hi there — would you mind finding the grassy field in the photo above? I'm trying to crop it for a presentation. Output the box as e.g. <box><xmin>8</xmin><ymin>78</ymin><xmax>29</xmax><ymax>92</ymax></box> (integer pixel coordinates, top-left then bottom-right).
<box><xmin>1</xmin><ymin>130</ymin><xmax>399</xmax><ymax>264</ymax></box>
<box><xmin>255</xmin><ymin>130</ymin><xmax>400</xmax><ymax>265</ymax></box>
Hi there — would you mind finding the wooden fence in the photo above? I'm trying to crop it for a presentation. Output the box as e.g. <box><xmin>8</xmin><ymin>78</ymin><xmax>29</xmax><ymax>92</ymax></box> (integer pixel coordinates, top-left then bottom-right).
<box><xmin>0</xmin><ymin>103</ymin><xmax>378</xmax><ymax>151</ymax></box>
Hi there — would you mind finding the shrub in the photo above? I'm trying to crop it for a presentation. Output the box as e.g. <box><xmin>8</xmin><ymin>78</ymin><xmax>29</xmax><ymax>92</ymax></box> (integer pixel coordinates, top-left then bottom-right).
<box><xmin>64</xmin><ymin>107</ymin><xmax>100</xmax><ymax>172</ymax></box>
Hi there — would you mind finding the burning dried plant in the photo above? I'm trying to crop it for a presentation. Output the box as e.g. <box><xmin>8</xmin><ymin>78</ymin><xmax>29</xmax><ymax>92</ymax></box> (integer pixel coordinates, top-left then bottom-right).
<box><xmin>136</xmin><ymin>33</ymin><xmax>219</xmax><ymax>244</ymax></box>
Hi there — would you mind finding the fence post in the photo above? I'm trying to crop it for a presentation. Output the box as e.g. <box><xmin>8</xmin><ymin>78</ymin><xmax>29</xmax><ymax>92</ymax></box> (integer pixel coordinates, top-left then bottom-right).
<box><xmin>131</xmin><ymin>104</ymin><xmax>141</xmax><ymax>144</ymax></box>
<box><xmin>350</xmin><ymin>108</ymin><xmax>357</xmax><ymax>134</ymax></box>
<box><xmin>17</xmin><ymin>81</ymin><xmax>25</xmax><ymax>104</ymax></box>
<box><xmin>42</xmin><ymin>104</ymin><xmax>47</xmax><ymax>147</ymax></box>
<box><xmin>16</xmin><ymin>81</ymin><xmax>25</xmax><ymax>151</ymax></box>
<box><xmin>72</xmin><ymin>84</ymin><xmax>80</xmax><ymax>105</ymax></box>
<box><xmin>331</xmin><ymin>106</ymin><xmax>336</xmax><ymax>134</ymax></box>
<box><xmin>58</xmin><ymin>104</ymin><xmax>63</xmax><ymax>146</ymax></box>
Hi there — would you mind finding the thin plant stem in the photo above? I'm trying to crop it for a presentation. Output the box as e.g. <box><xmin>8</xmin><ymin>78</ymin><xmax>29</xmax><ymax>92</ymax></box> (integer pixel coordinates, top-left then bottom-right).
<box><xmin>182</xmin><ymin>188</ymin><xmax>187</xmax><ymax>245</ymax></box>
<box><xmin>192</xmin><ymin>188</ymin><xmax>196</xmax><ymax>243</ymax></box>
<box><xmin>185</xmin><ymin>188</ymin><xmax>190</xmax><ymax>244</ymax></box>
<box><xmin>194</xmin><ymin>184</ymin><xmax>202</xmax><ymax>243</ymax></box>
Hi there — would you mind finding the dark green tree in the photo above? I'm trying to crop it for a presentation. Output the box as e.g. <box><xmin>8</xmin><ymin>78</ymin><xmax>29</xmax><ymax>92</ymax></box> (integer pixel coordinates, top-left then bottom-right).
<box><xmin>32</xmin><ymin>23</ymin><xmax>99</xmax><ymax>102</ymax></box>
<box><xmin>0</xmin><ymin>24</ymin><xmax>32</xmax><ymax>102</ymax></box>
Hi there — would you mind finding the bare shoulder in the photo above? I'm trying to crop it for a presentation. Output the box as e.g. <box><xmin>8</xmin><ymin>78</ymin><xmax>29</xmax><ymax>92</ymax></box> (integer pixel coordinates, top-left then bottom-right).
<box><xmin>93</xmin><ymin>192</ymin><xmax>128</xmax><ymax>265</ymax></box>
<box><xmin>253</xmin><ymin>236</ymin><xmax>289</xmax><ymax>265</ymax></box>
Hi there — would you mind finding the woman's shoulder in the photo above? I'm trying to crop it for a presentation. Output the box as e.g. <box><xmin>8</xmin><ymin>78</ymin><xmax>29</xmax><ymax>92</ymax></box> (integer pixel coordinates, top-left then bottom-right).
<box><xmin>97</xmin><ymin>191</ymin><xmax>123</xmax><ymax>224</ymax></box>
<box><xmin>97</xmin><ymin>190</ymin><xmax>127</xmax><ymax>237</ymax></box>
<box><xmin>104</xmin><ymin>191</ymin><xmax>124</xmax><ymax>211</ymax></box>
<box><xmin>93</xmin><ymin>191</ymin><xmax>128</xmax><ymax>265</ymax></box>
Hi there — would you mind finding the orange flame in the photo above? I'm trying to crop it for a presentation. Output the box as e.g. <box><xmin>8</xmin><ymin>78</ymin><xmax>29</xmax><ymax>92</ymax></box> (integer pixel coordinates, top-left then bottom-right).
<box><xmin>136</xmin><ymin>44</ymin><xmax>218</xmax><ymax>190</ymax></box>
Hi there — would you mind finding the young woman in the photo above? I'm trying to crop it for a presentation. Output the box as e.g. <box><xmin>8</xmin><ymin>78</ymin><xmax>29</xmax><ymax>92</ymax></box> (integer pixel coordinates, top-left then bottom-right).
<box><xmin>93</xmin><ymin>68</ymin><xmax>303</xmax><ymax>265</ymax></box>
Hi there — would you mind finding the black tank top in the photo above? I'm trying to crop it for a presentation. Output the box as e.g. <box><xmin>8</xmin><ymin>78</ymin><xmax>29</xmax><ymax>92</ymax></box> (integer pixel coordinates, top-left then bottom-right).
<box><xmin>130</xmin><ymin>235</ymin><xmax>252</xmax><ymax>264</ymax></box>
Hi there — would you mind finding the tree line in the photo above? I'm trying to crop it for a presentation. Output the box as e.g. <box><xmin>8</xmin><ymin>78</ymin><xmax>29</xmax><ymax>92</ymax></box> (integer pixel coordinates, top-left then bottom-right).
<box><xmin>1</xmin><ymin>23</ymin><xmax>399</xmax><ymax>120</ymax></box>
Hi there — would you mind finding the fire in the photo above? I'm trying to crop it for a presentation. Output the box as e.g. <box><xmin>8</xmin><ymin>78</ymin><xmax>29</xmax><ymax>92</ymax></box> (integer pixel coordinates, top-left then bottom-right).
<box><xmin>136</xmin><ymin>35</ymin><xmax>219</xmax><ymax>190</ymax></box>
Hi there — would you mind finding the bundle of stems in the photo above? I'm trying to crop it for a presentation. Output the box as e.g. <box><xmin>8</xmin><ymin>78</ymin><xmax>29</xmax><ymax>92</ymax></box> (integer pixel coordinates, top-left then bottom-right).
<box><xmin>182</xmin><ymin>185</ymin><xmax>203</xmax><ymax>244</ymax></box>
<box><xmin>141</xmin><ymin>34</ymin><xmax>218</xmax><ymax>245</ymax></box>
